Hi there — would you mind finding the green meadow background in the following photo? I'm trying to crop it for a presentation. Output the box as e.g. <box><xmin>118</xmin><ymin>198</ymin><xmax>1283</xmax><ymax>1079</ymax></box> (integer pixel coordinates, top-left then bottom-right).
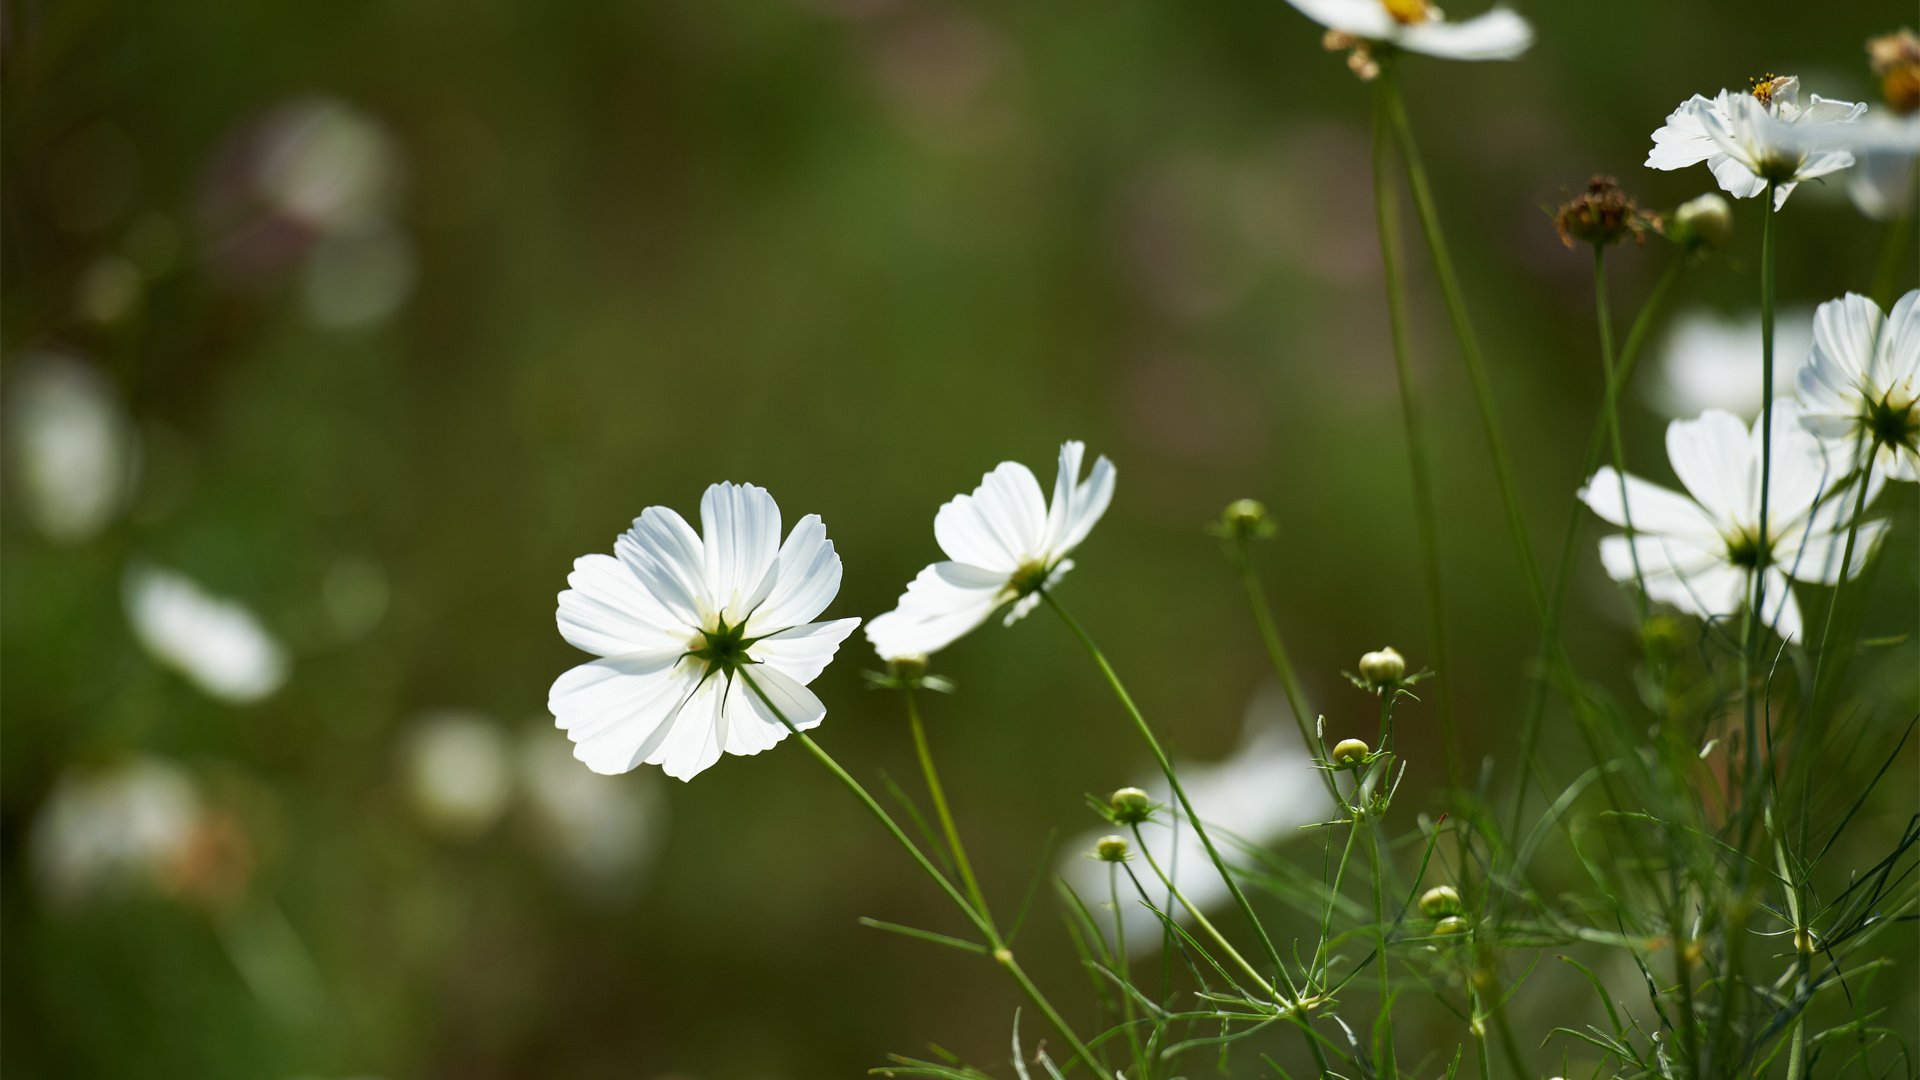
<box><xmin>4</xmin><ymin>1</ymin><xmax>1914</xmax><ymax>1076</ymax></box>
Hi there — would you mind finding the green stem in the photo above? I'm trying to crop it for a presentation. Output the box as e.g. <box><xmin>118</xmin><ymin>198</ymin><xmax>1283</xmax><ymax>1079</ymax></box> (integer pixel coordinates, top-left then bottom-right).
<box><xmin>740</xmin><ymin>672</ymin><xmax>1105</xmax><ymax>1077</ymax></box>
<box><xmin>1108</xmin><ymin>864</ymin><xmax>1146</xmax><ymax>1075</ymax></box>
<box><xmin>1385</xmin><ymin>76</ymin><xmax>1548</xmax><ymax>624</ymax></box>
<box><xmin>1745</xmin><ymin>185</ymin><xmax>1779</xmax><ymax>815</ymax></box>
<box><xmin>906</xmin><ymin>689</ymin><xmax>995</xmax><ymax>933</ymax></box>
<box><xmin>1044</xmin><ymin>592</ymin><xmax>1291</xmax><ymax>996</ymax></box>
<box><xmin>1373</xmin><ymin>67</ymin><xmax>1460</xmax><ymax>790</ymax></box>
<box><xmin>1593</xmin><ymin>243</ymin><xmax>1651</xmax><ymax>626</ymax></box>
<box><xmin>1509</xmin><ymin>254</ymin><xmax>1686</xmax><ymax>834</ymax></box>
<box><xmin>1233</xmin><ymin>548</ymin><xmax>1343</xmax><ymax>807</ymax></box>
<box><xmin>1361</xmin><ymin>810</ymin><xmax>1397</xmax><ymax>1077</ymax></box>
<box><xmin>1808</xmin><ymin>441</ymin><xmax>1876</xmax><ymax>724</ymax></box>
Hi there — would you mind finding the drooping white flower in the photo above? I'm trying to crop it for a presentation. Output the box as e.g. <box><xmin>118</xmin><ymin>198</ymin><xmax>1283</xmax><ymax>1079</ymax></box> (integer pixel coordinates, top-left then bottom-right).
<box><xmin>124</xmin><ymin>564</ymin><xmax>289</xmax><ymax>704</ymax></box>
<box><xmin>30</xmin><ymin>758</ymin><xmax>202</xmax><ymax>906</ymax></box>
<box><xmin>4</xmin><ymin>352</ymin><xmax>133</xmax><ymax>543</ymax></box>
<box><xmin>1580</xmin><ymin>403</ymin><xmax>1885</xmax><ymax>642</ymax></box>
<box><xmin>549</xmin><ymin>482</ymin><xmax>859</xmax><ymax>780</ymax></box>
<box><xmin>401</xmin><ymin>711</ymin><xmax>514</xmax><ymax>838</ymax></box>
<box><xmin>1284</xmin><ymin>0</ymin><xmax>1532</xmax><ymax>64</ymax></box>
<box><xmin>1647</xmin><ymin>76</ymin><xmax>1865</xmax><ymax>209</ymax></box>
<box><xmin>866</xmin><ymin>441</ymin><xmax>1114</xmax><ymax>660</ymax></box>
<box><xmin>1644</xmin><ymin>306</ymin><xmax>1813</xmax><ymax>421</ymax></box>
<box><xmin>1795</xmin><ymin>291</ymin><xmax>1920</xmax><ymax>482</ymax></box>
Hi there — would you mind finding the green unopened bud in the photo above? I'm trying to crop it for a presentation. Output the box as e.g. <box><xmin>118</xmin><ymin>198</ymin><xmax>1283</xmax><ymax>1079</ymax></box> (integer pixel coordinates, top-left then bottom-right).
<box><xmin>1434</xmin><ymin>915</ymin><xmax>1471</xmax><ymax>937</ymax></box>
<box><xmin>1220</xmin><ymin>498</ymin><xmax>1270</xmax><ymax>539</ymax></box>
<box><xmin>1420</xmin><ymin>885</ymin><xmax>1463</xmax><ymax>918</ymax></box>
<box><xmin>1108</xmin><ymin>786</ymin><xmax>1154</xmax><ymax>825</ymax></box>
<box><xmin>1094</xmin><ymin>835</ymin><xmax>1131</xmax><ymax>863</ymax></box>
<box><xmin>1358</xmin><ymin>647</ymin><xmax>1406</xmax><ymax>687</ymax></box>
<box><xmin>1331</xmin><ymin>738</ymin><xmax>1370</xmax><ymax>768</ymax></box>
<box><xmin>887</xmin><ymin>654</ymin><xmax>929</xmax><ymax>680</ymax></box>
<box><xmin>1671</xmin><ymin>193</ymin><xmax>1733</xmax><ymax>250</ymax></box>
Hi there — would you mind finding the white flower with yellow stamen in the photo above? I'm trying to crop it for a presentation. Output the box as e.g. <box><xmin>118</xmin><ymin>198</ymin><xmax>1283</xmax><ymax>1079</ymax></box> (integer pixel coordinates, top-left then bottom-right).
<box><xmin>1285</xmin><ymin>0</ymin><xmax>1532</xmax><ymax>75</ymax></box>
<box><xmin>1646</xmin><ymin>76</ymin><xmax>1865</xmax><ymax>209</ymax></box>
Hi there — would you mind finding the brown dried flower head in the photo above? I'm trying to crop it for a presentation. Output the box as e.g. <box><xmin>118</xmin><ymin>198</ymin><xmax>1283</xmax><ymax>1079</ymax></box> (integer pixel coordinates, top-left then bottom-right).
<box><xmin>1554</xmin><ymin>175</ymin><xmax>1661</xmax><ymax>250</ymax></box>
<box><xmin>1869</xmin><ymin>29</ymin><xmax>1920</xmax><ymax>115</ymax></box>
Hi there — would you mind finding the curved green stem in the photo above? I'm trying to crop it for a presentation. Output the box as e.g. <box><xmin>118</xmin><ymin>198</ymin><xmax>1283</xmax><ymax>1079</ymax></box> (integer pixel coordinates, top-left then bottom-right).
<box><xmin>1373</xmin><ymin>66</ymin><xmax>1459</xmax><ymax>790</ymax></box>
<box><xmin>906</xmin><ymin>689</ymin><xmax>995</xmax><ymax>933</ymax></box>
<box><xmin>1232</xmin><ymin>547</ymin><xmax>1343</xmax><ymax>807</ymax></box>
<box><xmin>740</xmin><ymin>672</ymin><xmax>1104</xmax><ymax>1076</ymax></box>
<box><xmin>1593</xmin><ymin>244</ymin><xmax>1650</xmax><ymax>626</ymax></box>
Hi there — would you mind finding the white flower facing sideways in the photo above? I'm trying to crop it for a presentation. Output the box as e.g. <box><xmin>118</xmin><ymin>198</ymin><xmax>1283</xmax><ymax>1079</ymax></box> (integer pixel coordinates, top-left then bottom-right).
<box><xmin>1647</xmin><ymin>75</ymin><xmax>1865</xmax><ymax>209</ymax></box>
<box><xmin>550</xmin><ymin>482</ymin><xmax>859</xmax><ymax>780</ymax></box>
<box><xmin>1284</xmin><ymin>0</ymin><xmax>1532</xmax><ymax>71</ymax></box>
<box><xmin>1797</xmin><ymin>290</ymin><xmax>1920</xmax><ymax>483</ymax></box>
<box><xmin>1580</xmin><ymin>402</ymin><xmax>1885</xmax><ymax>643</ymax></box>
<box><xmin>867</xmin><ymin>441</ymin><xmax>1114</xmax><ymax>661</ymax></box>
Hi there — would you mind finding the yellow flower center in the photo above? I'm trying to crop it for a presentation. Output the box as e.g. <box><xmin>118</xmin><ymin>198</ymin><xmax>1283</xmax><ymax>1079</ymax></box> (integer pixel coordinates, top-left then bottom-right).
<box><xmin>1381</xmin><ymin>0</ymin><xmax>1435</xmax><ymax>24</ymax></box>
<box><xmin>1748</xmin><ymin>73</ymin><xmax>1790</xmax><ymax>107</ymax></box>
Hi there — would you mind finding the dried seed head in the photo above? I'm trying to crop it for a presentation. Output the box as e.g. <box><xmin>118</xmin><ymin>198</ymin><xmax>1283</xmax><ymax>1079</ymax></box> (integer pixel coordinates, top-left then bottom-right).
<box><xmin>1553</xmin><ymin>176</ymin><xmax>1661</xmax><ymax>250</ymax></box>
<box><xmin>1869</xmin><ymin>29</ymin><xmax>1920</xmax><ymax>114</ymax></box>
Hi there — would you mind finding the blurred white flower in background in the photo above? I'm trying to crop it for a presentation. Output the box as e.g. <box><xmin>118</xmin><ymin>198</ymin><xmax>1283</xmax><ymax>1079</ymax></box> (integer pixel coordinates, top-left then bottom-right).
<box><xmin>867</xmin><ymin>440</ymin><xmax>1113</xmax><ymax>660</ymax></box>
<box><xmin>31</xmin><ymin>758</ymin><xmax>201</xmax><ymax>906</ymax></box>
<box><xmin>519</xmin><ymin>726</ymin><xmax>665</xmax><ymax>900</ymax></box>
<box><xmin>253</xmin><ymin>97</ymin><xmax>401</xmax><ymax>232</ymax></box>
<box><xmin>302</xmin><ymin>224</ymin><xmax>417</xmax><ymax>330</ymax></box>
<box><xmin>1062</xmin><ymin>684</ymin><xmax>1323</xmax><ymax>951</ymax></box>
<box><xmin>401</xmin><ymin>712</ymin><xmax>514</xmax><ymax>838</ymax></box>
<box><xmin>4</xmin><ymin>352</ymin><xmax>134</xmax><ymax>543</ymax></box>
<box><xmin>1645</xmin><ymin>307</ymin><xmax>1814</xmax><ymax>421</ymax></box>
<box><xmin>124</xmin><ymin>563</ymin><xmax>289</xmax><ymax>704</ymax></box>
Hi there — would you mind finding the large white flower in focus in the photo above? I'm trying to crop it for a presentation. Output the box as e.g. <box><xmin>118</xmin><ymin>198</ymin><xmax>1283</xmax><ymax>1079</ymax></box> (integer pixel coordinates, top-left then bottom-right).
<box><xmin>1285</xmin><ymin>0</ymin><xmax>1532</xmax><ymax>61</ymax></box>
<box><xmin>549</xmin><ymin>482</ymin><xmax>859</xmax><ymax>780</ymax></box>
<box><xmin>1647</xmin><ymin>76</ymin><xmax>1865</xmax><ymax>209</ymax></box>
<box><xmin>1796</xmin><ymin>290</ymin><xmax>1920</xmax><ymax>482</ymax></box>
<box><xmin>866</xmin><ymin>441</ymin><xmax>1114</xmax><ymax>661</ymax></box>
<box><xmin>1580</xmin><ymin>403</ymin><xmax>1885</xmax><ymax>642</ymax></box>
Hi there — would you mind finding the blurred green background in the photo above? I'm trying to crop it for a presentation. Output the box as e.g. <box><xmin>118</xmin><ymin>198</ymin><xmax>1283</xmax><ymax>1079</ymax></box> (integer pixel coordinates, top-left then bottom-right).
<box><xmin>4</xmin><ymin>1</ymin><xmax>1916</xmax><ymax>1076</ymax></box>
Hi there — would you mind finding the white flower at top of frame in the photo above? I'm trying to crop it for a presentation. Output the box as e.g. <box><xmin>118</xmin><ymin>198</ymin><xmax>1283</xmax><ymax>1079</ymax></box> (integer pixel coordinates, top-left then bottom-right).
<box><xmin>1796</xmin><ymin>290</ymin><xmax>1920</xmax><ymax>483</ymax></box>
<box><xmin>124</xmin><ymin>564</ymin><xmax>289</xmax><ymax>704</ymax></box>
<box><xmin>1646</xmin><ymin>76</ymin><xmax>1865</xmax><ymax>209</ymax></box>
<box><xmin>1645</xmin><ymin>306</ymin><xmax>1813</xmax><ymax>421</ymax></box>
<box><xmin>1283</xmin><ymin>0</ymin><xmax>1532</xmax><ymax>61</ymax></box>
<box><xmin>549</xmin><ymin>482</ymin><xmax>860</xmax><ymax>781</ymax></box>
<box><xmin>865</xmin><ymin>440</ymin><xmax>1114</xmax><ymax>661</ymax></box>
<box><xmin>1579</xmin><ymin>402</ymin><xmax>1885</xmax><ymax>643</ymax></box>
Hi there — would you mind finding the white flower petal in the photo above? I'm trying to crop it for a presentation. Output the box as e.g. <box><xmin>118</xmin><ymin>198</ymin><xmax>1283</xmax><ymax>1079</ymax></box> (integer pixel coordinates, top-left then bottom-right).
<box><xmin>748</xmin><ymin>513</ymin><xmax>842</xmax><ymax>633</ymax></box>
<box><xmin>1046</xmin><ymin>443</ymin><xmax>1115</xmax><ymax>557</ymax></box>
<box><xmin>699</xmin><ymin>482</ymin><xmax>783</xmax><ymax>623</ymax></box>
<box><xmin>557</xmin><ymin>554</ymin><xmax>692</xmax><ymax>657</ymax></box>
<box><xmin>1395</xmin><ymin>8</ymin><xmax>1532</xmax><ymax>60</ymax></box>
<box><xmin>934</xmin><ymin>461</ymin><xmax>1049</xmax><ymax>573</ymax></box>
<box><xmin>1281</xmin><ymin>0</ymin><xmax>1395</xmax><ymax>37</ymax></box>
<box><xmin>651</xmin><ymin>675</ymin><xmax>728</xmax><ymax>781</ymax></box>
<box><xmin>616</xmin><ymin>507</ymin><xmax>710</xmax><ymax>628</ymax></box>
<box><xmin>1810</xmin><ymin>293</ymin><xmax>1884</xmax><ymax>389</ymax></box>
<box><xmin>867</xmin><ymin>560</ymin><xmax>1010</xmax><ymax>659</ymax></box>
<box><xmin>550</xmin><ymin>652</ymin><xmax>701</xmax><ymax>773</ymax></box>
<box><xmin>1708</xmin><ymin>152</ymin><xmax>1769</xmax><ymax>200</ymax></box>
<box><xmin>1666</xmin><ymin>410</ymin><xmax>1754</xmax><ymax>526</ymax></box>
<box><xmin>1579</xmin><ymin>468</ymin><xmax>1721</xmax><ymax>541</ymax></box>
<box><xmin>736</xmin><ymin>665</ymin><xmax>828</xmax><ymax>742</ymax></box>
<box><xmin>1779</xmin><ymin>518</ymin><xmax>1888</xmax><ymax>586</ymax></box>
<box><xmin>1881</xmin><ymin>289</ymin><xmax>1920</xmax><ymax>386</ymax></box>
<box><xmin>750</xmin><ymin>616</ymin><xmax>861</xmax><ymax>685</ymax></box>
<box><xmin>1646</xmin><ymin>96</ymin><xmax>1722</xmax><ymax>171</ymax></box>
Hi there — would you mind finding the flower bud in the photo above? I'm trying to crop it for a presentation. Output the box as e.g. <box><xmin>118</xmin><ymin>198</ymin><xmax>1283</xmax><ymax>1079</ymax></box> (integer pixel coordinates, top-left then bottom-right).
<box><xmin>1108</xmin><ymin>786</ymin><xmax>1154</xmax><ymax>825</ymax></box>
<box><xmin>1331</xmin><ymin>738</ymin><xmax>1370</xmax><ymax>768</ymax></box>
<box><xmin>1094</xmin><ymin>835</ymin><xmax>1131</xmax><ymax>863</ymax></box>
<box><xmin>887</xmin><ymin>654</ymin><xmax>929</xmax><ymax>680</ymax></box>
<box><xmin>1420</xmin><ymin>884</ymin><xmax>1463</xmax><ymax>918</ymax></box>
<box><xmin>1220</xmin><ymin>498</ymin><xmax>1271</xmax><ymax>539</ymax></box>
<box><xmin>1357</xmin><ymin>647</ymin><xmax>1406</xmax><ymax>687</ymax></box>
<box><xmin>1433</xmin><ymin>915</ymin><xmax>1471</xmax><ymax>937</ymax></box>
<box><xmin>1671</xmin><ymin>194</ymin><xmax>1733</xmax><ymax>251</ymax></box>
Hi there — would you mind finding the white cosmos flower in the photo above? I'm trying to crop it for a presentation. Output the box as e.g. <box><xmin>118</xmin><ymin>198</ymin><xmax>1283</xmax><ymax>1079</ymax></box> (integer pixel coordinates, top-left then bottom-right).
<box><xmin>124</xmin><ymin>564</ymin><xmax>289</xmax><ymax>704</ymax></box>
<box><xmin>1284</xmin><ymin>0</ymin><xmax>1532</xmax><ymax>61</ymax></box>
<box><xmin>5</xmin><ymin>352</ymin><xmax>133</xmax><ymax>544</ymax></box>
<box><xmin>1580</xmin><ymin>402</ymin><xmax>1885</xmax><ymax>642</ymax></box>
<box><xmin>1647</xmin><ymin>76</ymin><xmax>1865</xmax><ymax>209</ymax></box>
<box><xmin>31</xmin><ymin>758</ymin><xmax>201</xmax><ymax>906</ymax></box>
<box><xmin>1645</xmin><ymin>306</ymin><xmax>1813</xmax><ymax>421</ymax></box>
<box><xmin>549</xmin><ymin>482</ymin><xmax>859</xmax><ymax>781</ymax></box>
<box><xmin>1795</xmin><ymin>290</ymin><xmax>1920</xmax><ymax>482</ymax></box>
<box><xmin>866</xmin><ymin>440</ymin><xmax>1114</xmax><ymax>661</ymax></box>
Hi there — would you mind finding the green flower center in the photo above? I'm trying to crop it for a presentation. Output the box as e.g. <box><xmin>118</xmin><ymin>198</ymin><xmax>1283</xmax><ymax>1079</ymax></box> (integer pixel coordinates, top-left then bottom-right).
<box><xmin>689</xmin><ymin>615</ymin><xmax>751</xmax><ymax>675</ymax></box>
<box><xmin>1723</xmin><ymin>528</ymin><xmax>1772</xmax><ymax>570</ymax></box>
<box><xmin>1866</xmin><ymin>391</ymin><xmax>1920</xmax><ymax>451</ymax></box>
<box><xmin>1009</xmin><ymin>558</ymin><xmax>1052</xmax><ymax>597</ymax></box>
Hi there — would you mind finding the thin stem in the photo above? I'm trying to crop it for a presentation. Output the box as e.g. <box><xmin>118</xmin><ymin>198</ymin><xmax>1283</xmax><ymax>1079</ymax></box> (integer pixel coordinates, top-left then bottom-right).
<box><xmin>739</xmin><ymin>672</ymin><xmax>1105</xmax><ymax>1077</ymax></box>
<box><xmin>1044</xmin><ymin>593</ymin><xmax>1291</xmax><ymax>996</ymax></box>
<box><xmin>1385</xmin><ymin>76</ymin><xmax>1548</xmax><ymax>624</ymax></box>
<box><xmin>1108</xmin><ymin>864</ymin><xmax>1146</xmax><ymax>1074</ymax></box>
<box><xmin>906</xmin><ymin>689</ymin><xmax>995</xmax><ymax>933</ymax></box>
<box><xmin>1808</xmin><ymin>440</ymin><xmax>1877</xmax><ymax>721</ymax></box>
<box><xmin>1128</xmin><ymin>824</ymin><xmax>1277</xmax><ymax>1000</ymax></box>
<box><xmin>1233</xmin><ymin>546</ymin><xmax>1343</xmax><ymax>806</ymax></box>
<box><xmin>1372</xmin><ymin>67</ymin><xmax>1460</xmax><ymax>789</ymax></box>
<box><xmin>1593</xmin><ymin>244</ymin><xmax>1651</xmax><ymax>625</ymax></box>
<box><xmin>1361</xmin><ymin>810</ymin><xmax>1397</xmax><ymax>1077</ymax></box>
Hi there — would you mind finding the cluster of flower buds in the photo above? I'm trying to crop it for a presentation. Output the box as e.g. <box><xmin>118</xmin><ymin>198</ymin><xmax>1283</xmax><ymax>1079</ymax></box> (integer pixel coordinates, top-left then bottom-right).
<box><xmin>1420</xmin><ymin>884</ymin><xmax>1470</xmax><ymax>937</ymax></box>
<box><xmin>1553</xmin><ymin>176</ymin><xmax>1661</xmax><ymax>250</ymax></box>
